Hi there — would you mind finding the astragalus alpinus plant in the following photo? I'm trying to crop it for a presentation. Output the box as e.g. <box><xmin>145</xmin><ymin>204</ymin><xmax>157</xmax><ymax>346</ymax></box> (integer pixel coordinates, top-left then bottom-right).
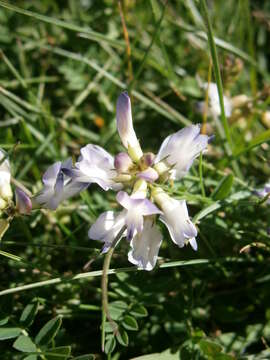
<box><xmin>35</xmin><ymin>92</ymin><xmax>209</xmax><ymax>270</ymax></box>
<box><xmin>0</xmin><ymin>92</ymin><xmax>210</xmax><ymax>353</ymax></box>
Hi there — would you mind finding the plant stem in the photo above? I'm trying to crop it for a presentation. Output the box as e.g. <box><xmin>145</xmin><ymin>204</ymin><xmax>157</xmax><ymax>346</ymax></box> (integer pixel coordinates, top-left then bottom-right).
<box><xmin>101</xmin><ymin>226</ymin><xmax>125</xmax><ymax>352</ymax></box>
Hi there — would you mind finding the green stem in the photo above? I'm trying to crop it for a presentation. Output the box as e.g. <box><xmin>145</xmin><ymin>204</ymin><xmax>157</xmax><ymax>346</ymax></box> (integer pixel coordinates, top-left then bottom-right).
<box><xmin>101</xmin><ymin>226</ymin><xmax>125</xmax><ymax>352</ymax></box>
<box><xmin>199</xmin><ymin>0</ymin><xmax>242</xmax><ymax>178</ymax></box>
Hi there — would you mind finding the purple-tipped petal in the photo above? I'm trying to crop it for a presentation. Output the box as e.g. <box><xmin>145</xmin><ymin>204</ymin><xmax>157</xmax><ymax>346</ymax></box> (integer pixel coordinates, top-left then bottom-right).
<box><xmin>142</xmin><ymin>152</ymin><xmax>155</xmax><ymax>167</ymax></box>
<box><xmin>117</xmin><ymin>92</ymin><xmax>136</xmax><ymax>148</ymax></box>
<box><xmin>42</xmin><ymin>162</ymin><xmax>62</xmax><ymax>186</ymax></box>
<box><xmin>35</xmin><ymin>160</ymin><xmax>87</xmax><ymax>210</ymax></box>
<box><xmin>116</xmin><ymin>93</ymin><xmax>143</xmax><ymax>162</ymax></box>
<box><xmin>155</xmin><ymin>125</ymin><xmax>209</xmax><ymax>180</ymax></box>
<box><xmin>72</xmin><ymin>144</ymin><xmax>121</xmax><ymax>191</ymax></box>
<box><xmin>189</xmin><ymin>237</ymin><xmax>198</xmax><ymax>251</ymax></box>
<box><xmin>15</xmin><ymin>187</ymin><xmax>32</xmax><ymax>215</ymax></box>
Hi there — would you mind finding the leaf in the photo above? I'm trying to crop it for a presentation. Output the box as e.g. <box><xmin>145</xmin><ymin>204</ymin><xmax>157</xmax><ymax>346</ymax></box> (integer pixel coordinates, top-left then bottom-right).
<box><xmin>13</xmin><ymin>335</ymin><xmax>36</xmax><ymax>353</ymax></box>
<box><xmin>35</xmin><ymin>316</ymin><xmax>62</xmax><ymax>346</ymax></box>
<box><xmin>235</xmin><ymin>129</ymin><xmax>270</xmax><ymax>157</ymax></box>
<box><xmin>73</xmin><ymin>355</ymin><xmax>95</xmax><ymax>360</ymax></box>
<box><xmin>130</xmin><ymin>304</ymin><xmax>148</xmax><ymax>318</ymax></box>
<box><xmin>122</xmin><ymin>315</ymin><xmax>139</xmax><ymax>331</ymax></box>
<box><xmin>199</xmin><ymin>339</ymin><xmax>223</xmax><ymax>357</ymax></box>
<box><xmin>20</xmin><ymin>301</ymin><xmax>39</xmax><ymax>327</ymax></box>
<box><xmin>116</xmin><ymin>327</ymin><xmax>129</xmax><ymax>347</ymax></box>
<box><xmin>45</xmin><ymin>346</ymin><xmax>71</xmax><ymax>360</ymax></box>
<box><xmin>23</xmin><ymin>356</ymin><xmax>37</xmax><ymax>360</ymax></box>
<box><xmin>131</xmin><ymin>348</ymin><xmax>180</xmax><ymax>359</ymax></box>
<box><xmin>104</xmin><ymin>335</ymin><xmax>116</xmax><ymax>354</ymax></box>
<box><xmin>0</xmin><ymin>327</ymin><xmax>21</xmax><ymax>340</ymax></box>
<box><xmin>0</xmin><ymin>317</ymin><xmax>9</xmax><ymax>326</ymax></box>
<box><xmin>108</xmin><ymin>301</ymin><xmax>128</xmax><ymax>320</ymax></box>
<box><xmin>215</xmin><ymin>354</ymin><xmax>235</xmax><ymax>360</ymax></box>
<box><xmin>212</xmin><ymin>174</ymin><xmax>234</xmax><ymax>200</ymax></box>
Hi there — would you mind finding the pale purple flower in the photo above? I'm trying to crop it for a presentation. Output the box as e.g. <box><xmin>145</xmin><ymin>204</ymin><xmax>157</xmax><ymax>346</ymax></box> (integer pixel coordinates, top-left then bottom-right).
<box><xmin>64</xmin><ymin>144</ymin><xmax>121</xmax><ymax>191</ymax></box>
<box><xmin>15</xmin><ymin>187</ymin><xmax>32</xmax><ymax>215</ymax></box>
<box><xmin>88</xmin><ymin>210</ymin><xmax>126</xmax><ymax>253</ymax></box>
<box><xmin>84</xmin><ymin>93</ymin><xmax>211</xmax><ymax>269</ymax></box>
<box><xmin>154</xmin><ymin>124</ymin><xmax>208</xmax><ymax>180</ymax></box>
<box><xmin>128</xmin><ymin>218</ymin><xmax>163</xmax><ymax>271</ymax></box>
<box><xmin>116</xmin><ymin>190</ymin><xmax>161</xmax><ymax>240</ymax></box>
<box><xmin>34</xmin><ymin>159</ymin><xmax>86</xmax><ymax>210</ymax></box>
<box><xmin>117</xmin><ymin>92</ymin><xmax>143</xmax><ymax>162</ymax></box>
<box><xmin>0</xmin><ymin>149</ymin><xmax>12</xmax><ymax>202</ymax></box>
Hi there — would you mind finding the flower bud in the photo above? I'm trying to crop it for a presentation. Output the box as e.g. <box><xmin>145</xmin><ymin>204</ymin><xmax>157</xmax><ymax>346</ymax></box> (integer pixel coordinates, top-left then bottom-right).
<box><xmin>262</xmin><ymin>111</ymin><xmax>270</xmax><ymax>128</ymax></box>
<box><xmin>116</xmin><ymin>92</ymin><xmax>143</xmax><ymax>162</ymax></box>
<box><xmin>140</xmin><ymin>152</ymin><xmax>155</xmax><ymax>168</ymax></box>
<box><xmin>114</xmin><ymin>152</ymin><xmax>133</xmax><ymax>173</ymax></box>
<box><xmin>15</xmin><ymin>187</ymin><xmax>32</xmax><ymax>215</ymax></box>
<box><xmin>231</xmin><ymin>95</ymin><xmax>249</xmax><ymax>109</ymax></box>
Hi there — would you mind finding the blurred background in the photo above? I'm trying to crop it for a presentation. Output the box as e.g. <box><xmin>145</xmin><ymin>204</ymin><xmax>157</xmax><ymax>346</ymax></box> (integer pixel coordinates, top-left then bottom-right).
<box><xmin>0</xmin><ymin>0</ymin><xmax>270</xmax><ymax>359</ymax></box>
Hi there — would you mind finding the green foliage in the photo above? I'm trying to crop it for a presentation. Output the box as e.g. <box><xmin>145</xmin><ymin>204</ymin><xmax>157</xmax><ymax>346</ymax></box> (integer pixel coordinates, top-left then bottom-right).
<box><xmin>0</xmin><ymin>0</ymin><xmax>270</xmax><ymax>359</ymax></box>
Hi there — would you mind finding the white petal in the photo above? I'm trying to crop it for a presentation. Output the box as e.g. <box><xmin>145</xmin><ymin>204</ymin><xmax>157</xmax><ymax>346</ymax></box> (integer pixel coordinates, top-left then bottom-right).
<box><xmin>42</xmin><ymin>162</ymin><xmax>62</xmax><ymax>186</ymax></box>
<box><xmin>128</xmin><ymin>219</ymin><xmax>162</xmax><ymax>271</ymax></box>
<box><xmin>88</xmin><ymin>211</ymin><xmax>126</xmax><ymax>249</ymax></box>
<box><xmin>160</xmin><ymin>199</ymin><xmax>197</xmax><ymax>247</ymax></box>
<box><xmin>74</xmin><ymin>144</ymin><xmax>119</xmax><ymax>190</ymax></box>
<box><xmin>155</xmin><ymin>125</ymin><xmax>208</xmax><ymax>180</ymax></box>
<box><xmin>189</xmin><ymin>237</ymin><xmax>198</xmax><ymax>251</ymax></box>
<box><xmin>0</xmin><ymin>149</ymin><xmax>12</xmax><ymax>200</ymax></box>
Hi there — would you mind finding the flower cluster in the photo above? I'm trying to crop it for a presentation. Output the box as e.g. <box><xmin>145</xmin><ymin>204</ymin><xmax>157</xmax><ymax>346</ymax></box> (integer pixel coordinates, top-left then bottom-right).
<box><xmin>32</xmin><ymin>92</ymin><xmax>209</xmax><ymax>270</ymax></box>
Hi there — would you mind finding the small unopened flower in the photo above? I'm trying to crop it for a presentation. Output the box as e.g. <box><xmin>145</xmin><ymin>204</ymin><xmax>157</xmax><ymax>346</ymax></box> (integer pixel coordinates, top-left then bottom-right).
<box><xmin>34</xmin><ymin>159</ymin><xmax>86</xmax><ymax>210</ymax></box>
<box><xmin>15</xmin><ymin>187</ymin><xmax>32</xmax><ymax>215</ymax></box>
<box><xmin>0</xmin><ymin>149</ymin><xmax>12</xmax><ymax>204</ymax></box>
